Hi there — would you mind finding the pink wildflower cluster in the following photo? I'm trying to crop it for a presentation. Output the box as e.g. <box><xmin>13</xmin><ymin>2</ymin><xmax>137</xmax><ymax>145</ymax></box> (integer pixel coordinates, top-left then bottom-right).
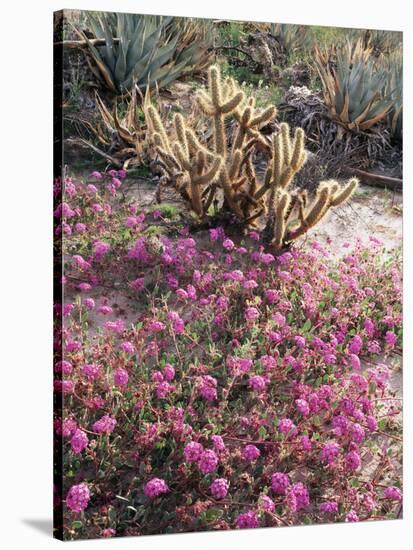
<box><xmin>56</xmin><ymin>172</ymin><xmax>402</xmax><ymax>539</ymax></box>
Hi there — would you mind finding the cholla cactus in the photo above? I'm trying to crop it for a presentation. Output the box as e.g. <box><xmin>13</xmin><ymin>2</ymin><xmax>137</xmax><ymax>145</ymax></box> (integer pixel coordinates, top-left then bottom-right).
<box><xmin>146</xmin><ymin>65</ymin><xmax>358</xmax><ymax>250</ymax></box>
<box><xmin>146</xmin><ymin>65</ymin><xmax>276</xmax><ymax>219</ymax></box>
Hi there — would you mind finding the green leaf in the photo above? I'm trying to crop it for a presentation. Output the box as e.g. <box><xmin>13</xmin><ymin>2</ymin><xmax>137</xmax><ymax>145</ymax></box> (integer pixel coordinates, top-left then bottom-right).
<box><xmin>258</xmin><ymin>426</ymin><xmax>268</xmax><ymax>440</ymax></box>
<box><xmin>71</xmin><ymin>521</ymin><xmax>83</xmax><ymax>530</ymax></box>
<box><xmin>302</xmin><ymin>319</ymin><xmax>312</xmax><ymax>333</ymax></box>
<box><xmin>204</xmin><ymin>507</ymin><xmax>224</xmax><ymax>523</ymax></box>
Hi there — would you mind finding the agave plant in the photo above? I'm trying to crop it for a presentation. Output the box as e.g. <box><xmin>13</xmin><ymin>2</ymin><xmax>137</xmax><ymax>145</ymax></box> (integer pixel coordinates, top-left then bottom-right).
<box><xmin>314</xmin><ymin>39</ymin><xmax>394</xmax><ymax>133</ymax></box>
<box><xmin>75</xmin><ymin>12</ymin><xmax>213</xmax><ymax>95</ymax></box>
<box><xmin>269</xmin><ymin>23</ymin><xmax>310</xmax><ymax>58</ymax></box>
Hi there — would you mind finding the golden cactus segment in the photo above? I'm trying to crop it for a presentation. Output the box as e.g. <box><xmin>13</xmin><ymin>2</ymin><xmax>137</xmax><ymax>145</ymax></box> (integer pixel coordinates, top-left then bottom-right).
<box><xmin>330</xmin><ymin>178</ymin><xmax>359</xmax><ymax>206</ymax></box>
<box><xmin>291</xmin><ymin>128</ymin><xmax>305</xmax><ymax>171</ymax></box>
<box><xmin>273</xmin><ymin>190</ymin><xmax>290</xmax><ymax>250</ymax></box>
<box><xmin>250</xmin><ymin>105</ymin><xmax>277</xmax><ymax>127</ymax></box>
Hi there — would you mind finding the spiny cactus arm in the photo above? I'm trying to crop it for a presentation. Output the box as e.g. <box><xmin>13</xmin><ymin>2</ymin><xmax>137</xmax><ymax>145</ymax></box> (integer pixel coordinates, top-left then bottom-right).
<box><xmin>220</xmin><ymin>91</ymin><xmax>245</xmax><ymax>114</ymax></box>
<box><xmin>196</xmin><ymin>90</ymin><xmax>216</xmax><ymax>116</ymax></box>
<box><xmin>174</xmin><ymin>113</ymin><xmax>189</xmax><ymax>158</ymax></box>
<box><xmin>330</xmin><ymin>178</ymin><xmax>359</xmax><ymax>206</ymax></box>
<box><xmin>280</xmin><ymin>123</ymin><xmax>292</xmax><ymax>165</ymax></box>
<box><xmin>197</xmin><ymin>150</ymin><xmax>206</xmax><ymax>175</ymax></box>
<box><xmin>286</xmin><ymin>185</ymin><xmax>331</xmax><ymax>241</ymax></box>
<box><xmin>213</xmin><ymin>114</ymin><xmax>227</xmax><ymax>158</ymax></box>
<box><xmin>272</xmin><ymin>191</ymin><xmax>290</xmax><ymax>250</ymax></box>
<box><xmin>220</xmin><ymin>169</ymin><xmax>243</xmax><ymax>216</ymax></box>
<box><xmin>271</xmin><ymin>132</ymin><xmax>284</xmax><ymax>187</ymax></box>
<box><xmin>229</xmin><ymin>149</ymin><xmax>242</xmax><ymax>180</ymax></box>
<box><xmin>249</xmin><ymin>105</ymin><xmax>277</xmax><ymax>127</ymax></box>
<box><xmin>154</xmin><ymin>144</ymin><xmax>181</xmax><ymax>173</ymax></box>
<box><xmin>290</xmin><ymin>127</ymin><xmax>306</xmax><ymax>171</ymax></box>
<box><xmin>185</xmin><ymin>129</ymin><xmax>215</xmax><ymax>162</ymax></box>
<box><xmin>195</xmin><ymin>156</ymin><xmax>223</xmax><ymax>186</ymax></box>
<box><xmin>189</xmin><ymin>179</ymin><xmax>203</xmax><ymax>217</ymax></box>
<box><xmin>147</xmin><ymin>105</ymin><xmax>171</xmax><ymax>154</ymax></box>
<box><xmin>209</xmin><ymin>65</ymin><xmax>222</xmax><ymax>109</ymax></box>
<box><xmin>172</xmin><ymin>142</ymin><xmax>191</xmax><ymax>171</ymax></box>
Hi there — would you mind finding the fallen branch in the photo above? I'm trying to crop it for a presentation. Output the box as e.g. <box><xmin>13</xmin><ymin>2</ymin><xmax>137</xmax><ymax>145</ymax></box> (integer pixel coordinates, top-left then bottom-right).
<box><xmin>54</xmin><ymin>38</ymin><xmax>120</xmax><ymax>48</ymax></box>
<box><xmin>65</xmin><ymin>137</ymin><xmax>122</xmax><ymax>168</ymax></box>
<box><xmin>344</xmin><ymin>167</ymin><xmax>402</xmax><ymax>191</ymax></box>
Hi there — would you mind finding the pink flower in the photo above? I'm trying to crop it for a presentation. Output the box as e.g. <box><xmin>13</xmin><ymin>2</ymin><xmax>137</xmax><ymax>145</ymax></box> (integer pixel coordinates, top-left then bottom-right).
<box><xmin>295</xmin><ymin>399</ymin><xmax>310</xmax><ymax>416</ymax></box>
<box><xmin>210</xmin><ymin>478</ymin><xmax>229</xmax><ymax>499</ymax></box>
<box><xmin>346</xmin><ymin>510</ymin><xmax>359</xmax><ymax>522</ymax></box>
<box><xmin>62</xmin><ymin>418</ymin><xmax>77</xmax><ymax>438</ymax></box>
<box><xmin>348</xmin><ymin>335</ymin><xmax>363</xmax><ymax>355</ymax></box>
<box><xmin>184</xmin><ymin>441</ymin><xmax>204</xmax><ymax>463</ymax></box>
<box><xmin>144</xmin><ymin>478</ymin><xmax>169</xmax><ymax>499</ymax></box>
<box><xmin>70</xmin><ymin>429</ymin><xmax>89</xmax><ymax>454</ymax></box>
<box><xmin>163</xmin><ymin>364</ymin><xmax>175</xmax><ymax>381</ymax></box>
<box><xmin>120</xmin><ymin>341</ymin><xmax>135</xmax><ymax>354</ymax></box>
<box><xmin>319</xmin><ymin>501</ymin><xmax>338</xmax><ymax>514</ymax></box>
<box><xmin>199</xmin><ymin>375</ymin><xmax>217</xmax><ymax>401</ymax></box>
<box><xmin>384</xmin><ymin>486</ymin><xmax>402</xmax><ymax>501</ymax></box>
<box><xmin>236</xmin><ymin>511</ymin><xmax>259</xmax><ymax>529</ymax></box>
<box><xmin>260</xmin><ymin>354</ymin><xmax>277</xmax><ymax>371</ymax></box>
<box><xmin>385</xmin><ymin>331</ymin><xmax>397</xmax><ymax>347</ymax></box>
<box><xmin>114</xmin><ymin>368</ymin><xmax>129</xmax><ymax>387</ymax></box>
<box><xmin>223</xmin><ymin>238</ymin><xmax>235</xmax><ymax>251</ymax></box>
<box><xmin>300</xmin><ymin>435</ymin><xmax>313</xmax><ymax>451</ymax></box>
<box><xmin>364</xmin><ymin>318</ymin><xmax>375</xmax><ymax>337</ymax></box>
<box><xmin>97</xmin><ymin>305</ymin><xmax>112</xmax><ymax>315</ymax></box>
<box><xmin>81</xmin><ymin>363</ymin><xmax>101</xmax><ymax>381</ymax></box>
<box><xmin>211</xmin><ymin>435</ymin><xmax>226</xmax><ymax>452</ymax></box>
<box><xmin>93</xmin><ymin>241</ymin><xmax>110</xmax><ymax>258</ymax></box>
<box><xmin>248</xmin><ymin>375</ymin><xmax>268</xmax><ymax>393</ymax></box>
<box><xmin>147</xmin><ymin>320</ymin><xmax>166</xmax><ymax>332</ymax></box>
<box><xmin>102</xmin><ymin>528</ymin><xmax>116</xmax><ymax>538</ymax></box>
<box><xmin>288</xmin><ymin>482</ymin><xmax>310</xmax><ymax>512</ymax></box>
<box><xmin>245</xmin><ymin>307</ymin><xmax>259</xmax><ymax>322</ymax></box>
<box><xmin>268</xmin><ymin>330</ymin><xmax>282</xmax><ymax>344</ymax></box>
<box><xmin>349</xmin><ymin>423</ymin><xmax>365</xmax><ymax>444</ymax></box>
<box><xmin>129</xmin><ymin>277</ymin><xmax>145</xmax><ymax>291</ymax></box>
<box><xmin>272</xmin><ymin>312</ymin><xmax>286</xmax><ymax>327</ymax></box>
<box><xmin>92</xmin><ymin>415</ymin><xmax>117</xmax><ymax>434</ymax></box>
<box><xmin>349</xmin><ymin>353</ymin><xmax>361</xmax><ymax>370</ymax></box>
<box><xmin>83</xmin><ymin>298</ymin><xmax>95</xmax><ymax>310</ymax></box>
<box><xmin>55</xmin><ymin>360</ymin><xmax>73</xmax><ymax>375</ymax></box>
<box><xmin>199</xmin><ymin>449</ymin><xmax>219</xmax><ymax>474</ymax></box>
<box><xmin>344</xmin><ymin>450</ymin><xmax>361</xmax><ymax>471</ymax></box>
<box><xmin>259</xmin><ymin>495</ymin><xmax>275</xmax><ymax>512</ymax></box>
<box><xmin>278</xmin><ymin>418</ymin><xmax>297</xmax><ymax>436</ymax></box>
<box><xmin>294</xmin><ymin>335</ymin><xmax>306</xmax><ymax>348</ymax></box>
<box><xmin>75</xmin><ymin>222</ymin><xmax>87</xmax><ymax>233</ymax></box>
<box><xmin>321</xmin><ymin>442</ymin><xmax>340</xmax><ymax>464</ymax></box>
<box><xmin>265</xmin><ymin>289</ymin><xmax>279</xmax><ymax>304</ymax></box>
<box><xmin>271</xmin><ymin>472</ymin><xmax>290</xmax><ymax>495</ymax></box>
<box><xmin>242</xmin><ymin>444</ymin><xmax>261</xmax><ymax>461</ymax></box>
<box><xmin>66</xmin><ymin>483</ymin><xmax>90</xmax><ymax>513</ymax></box>
<box><xmin>156</xmin><ymin>381</ymin><xmax>173</xmax><ymax>399</ymax></box>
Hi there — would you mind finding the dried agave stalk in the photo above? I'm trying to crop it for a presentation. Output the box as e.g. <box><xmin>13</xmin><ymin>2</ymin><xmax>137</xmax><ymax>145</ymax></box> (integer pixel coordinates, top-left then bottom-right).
<box><xmin>74</xmin><ymin>86</ymin><xmax>148</xmax><ymax>169</ymax></box>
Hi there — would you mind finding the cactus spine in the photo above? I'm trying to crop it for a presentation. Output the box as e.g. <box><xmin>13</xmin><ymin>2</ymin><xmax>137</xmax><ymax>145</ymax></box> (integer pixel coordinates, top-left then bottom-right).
<box><xmin>145</xmin><ymin>65</ymin><xmax>359</xmax><ymax>249</ymax></box>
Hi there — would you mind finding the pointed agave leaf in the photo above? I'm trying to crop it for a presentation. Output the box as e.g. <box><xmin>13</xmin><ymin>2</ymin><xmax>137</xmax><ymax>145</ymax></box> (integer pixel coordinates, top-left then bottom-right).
<box><xmin>77</xmin><ymin>29</ymin><xmax>116</xmax><ymax>92</ymax></box>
